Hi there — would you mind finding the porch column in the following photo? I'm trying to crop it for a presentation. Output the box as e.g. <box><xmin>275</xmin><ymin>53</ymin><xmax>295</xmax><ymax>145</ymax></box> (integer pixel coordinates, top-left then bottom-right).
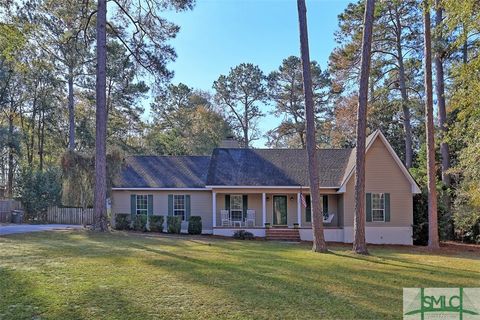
<box><xmin>212</xmin><ymin>192</ymin><xmax>216</xmax><ymax>228</ymax></box>
<box><xmin>297</xmin><ymin>193</ymin><xmax>302</xmax><ymax>227</ymax></box>
<box><xmin>262</xmin><ymin>192</ymin><xmax>266</xmax><ymax>226</ymax></box>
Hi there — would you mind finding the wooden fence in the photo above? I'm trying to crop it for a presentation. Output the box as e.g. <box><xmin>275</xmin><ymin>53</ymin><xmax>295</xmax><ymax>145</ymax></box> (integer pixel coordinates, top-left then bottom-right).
<box><xmin>0</xmin><ymin>200</ymin><xmax>22</xmax><ymax>223</ymax></box>
<box><xmin>47</xmin><ymin>206</ymin><xmax>94</xmax><ymax>225</ymax></box>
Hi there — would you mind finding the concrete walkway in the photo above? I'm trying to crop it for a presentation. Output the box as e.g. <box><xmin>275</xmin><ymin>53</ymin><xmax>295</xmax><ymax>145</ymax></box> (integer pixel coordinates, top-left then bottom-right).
<box><xmin>0</xmin><ymin>224</ymin><xmax>83</xmax><ymax>235</ymax></box>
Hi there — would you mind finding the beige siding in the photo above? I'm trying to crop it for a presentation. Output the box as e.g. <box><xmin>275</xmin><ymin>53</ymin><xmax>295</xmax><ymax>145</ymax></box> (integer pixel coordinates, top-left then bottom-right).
<box><xmin>337</xmin><ymin>194</ymin><xmax>344</xmax><ymax>227</ymax></box>
<box><xmin>343</xmin><ymin>138</ymin><xmax>413</xmax><ymax>227</ymax></box>
<box><xmin>112</xmin><ymin>190</ymin><xmax>213</xmax><ymax>229</ymax></box>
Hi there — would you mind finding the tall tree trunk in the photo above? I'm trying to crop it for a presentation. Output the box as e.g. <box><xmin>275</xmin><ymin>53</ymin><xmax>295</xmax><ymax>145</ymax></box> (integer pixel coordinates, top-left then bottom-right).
<box><xmin>28</xmin><ymin>109</ymin><xmax>35</xmax><ymax>166</ymax></box>
<box><xmin>462</xmin><ymin>24</ymin><xmax>468</xmax><ymax>64</ymax></box>
<box><xmin>434</xmin><ymin>2</ymin><xmax>450</xmax><ymax>187</ymax></box>
<box><xmin>353</xmin><ymin>0</ymin><xmax>375</xmax><ymax>255</ymax></box>
<box><xmin>297</xmin><ymin>0</ymin><xmax>327</xmax><ymax>253</ymax></box>
<box><xmin>299</xmin><ymin>131</ymin><xmax>305</xmax><ymax>148</ymax></box>
<box><xmin>393</xmin><ymin>8</ymin><xmax>413</xmax><ymax>169</ymax></box>
<box><xmin>243</xmin><ymin>124</ymin><xmax>249</xmax><ymax>148</ymax></box>
<box><xmin>26</xmin><ymin>84</ymin><xmax>39</xmax><ymax>166</ymax></box>
<box><xmin>38</xmin><ymin>109</ymin><xmax>45</xmax><ymax>171</ymax></box>
<box><xmin>434</xmin><ymin>1</ymin><xmax>453</xmax><ymax>238</ymax></box>
<box><xmin>243</xmin><ymin>97</ymin><xmax>249</xmax><ymax>147</ymax></box>
<box><xmin>292</xmin><ymin>114</ymin><xmax>306</xmax><ymax>148</ymax></box>
<box><xmin>68</xmin><ymin>67</ymin><xmax>75</xmax><ymax>151</ymax></box>
<box><xmin>94</xmin><ymin>0</ymin><xmax>108</xmax><ymax>231</ymax></box>
<box><xmin>423</xmin><ymin>2</ymin><xmax>440</xmax><ymax>249</ymax></box>
<box><xmin>37</xmin><ymin>109</ymin><xmax>42</xmax><ymax>170</ymax></box>
<box><xmin>7</xmin><ymin>112</ymin><xmax>14</xmax><ymax>198</ymax></box>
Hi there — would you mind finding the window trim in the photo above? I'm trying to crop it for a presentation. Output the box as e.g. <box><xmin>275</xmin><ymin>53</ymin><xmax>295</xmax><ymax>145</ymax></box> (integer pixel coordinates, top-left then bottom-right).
<box><xmin>371</xmin><ymin>193</ymin><xmax>385</xmax><ymax>222</ymax></box>
<box><xmin>230</xmin><ymin>194</ymin><xmax>243</xmax><ymax>221</ymax></box>
<box><xmin>136</xmin><ymin>195</ymin><xmax>148</xmax><ymax>215</ymax></box>
<box><xmin>173</xmin><ymin>194</ymin><xmax>186</xmax><ymax>221</ymax></box>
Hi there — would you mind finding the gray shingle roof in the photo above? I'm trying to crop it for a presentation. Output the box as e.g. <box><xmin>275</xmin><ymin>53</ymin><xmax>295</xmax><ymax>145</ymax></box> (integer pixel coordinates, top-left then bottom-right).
<box><xmin>206</xmin><ymin>148</ymin><xmax>353</xmax><ymax>187</ymax></box>
<box><xmin>113</xmin><ymin>148</ymin><xmax>354</xmax><ymax>189</ymax></box>
<box><xmin>113</xmin><ymin>156</ymin><xmax>211</xmax><ymax>188</ymax></box>
<box><xmin>113</xmin><ymin>131</ymin><xmax>387</xmax><ymax>189</ymax></box>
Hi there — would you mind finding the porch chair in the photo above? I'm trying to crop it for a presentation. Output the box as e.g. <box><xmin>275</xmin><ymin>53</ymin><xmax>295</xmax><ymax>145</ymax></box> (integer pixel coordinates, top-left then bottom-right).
<box><xmin>220</xmin><ymin>210</ymin><xmax>231</xmax><ymax>227</ymax></box>
<box><xmin>246</xmin><ymin>210</ymin><xmax>256</xmax><ymax>227</ymax></box>
<box><xmin>323</xmin><ymin>213</ymin><xmax>335</xmax><ymax>224</ymax></box>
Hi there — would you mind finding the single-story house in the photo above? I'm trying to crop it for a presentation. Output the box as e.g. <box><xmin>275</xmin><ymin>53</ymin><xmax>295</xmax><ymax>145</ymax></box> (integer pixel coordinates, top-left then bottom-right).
<box><xmin>111</xmin><ymin>130</ymin><xmax>420</xmax><ymax>244</ymax></box>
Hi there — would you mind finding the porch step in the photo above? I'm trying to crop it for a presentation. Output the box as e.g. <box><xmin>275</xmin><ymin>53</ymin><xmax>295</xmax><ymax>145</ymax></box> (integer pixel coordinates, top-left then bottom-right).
<box><xmin>266</xmin><ymin>228</ymin><xmax>301</xmax><ymax>241</ymax></box>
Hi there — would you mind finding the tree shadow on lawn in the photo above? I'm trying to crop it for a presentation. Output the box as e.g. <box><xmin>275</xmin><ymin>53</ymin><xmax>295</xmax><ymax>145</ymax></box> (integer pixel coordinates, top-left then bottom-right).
<box><xmin>0</xmin><ymin>267</ymin><xmax>55</xmax><ymax>320</ymax></box>
<box><xmin>328</xmin><ymin>249</ymin><xmax>480</xmax><ymax>279</ymax></box>
<box><xmin>3</xmin><ymin>232</ymin><xmax>478</xmax><ymax>319</ymax></box>
<box><xmin>128</xmin><ymin>235</ymin><xmax>479</xmax><ymax>282</ymax></box>
<box><xmin>196</xmin><ymin>240</ymin><xmax>480</xmax><ymax>282</ymax></box>
<box><xmin>0</xmin><ymin>231</ymin><xmax>158</xmax><ymax>275</ymax></box>
<box><xmin>47</xmin><ymin>285</ymin><xmax>158</xmax><ymax>320</ymax></box>
<box><xmin>134</xmin><ymin>244</ymin><xmax>403</xmax><ymax>319</ymax></box>
<box><xmin>0</xmin><ymin>266</ymin><xmax>156</xmax><ymax>320</ymax></box>
<box><xmin>134</xmin><ymin>240</ymin><xmax>480</xmax><ymax>319</ymax></box>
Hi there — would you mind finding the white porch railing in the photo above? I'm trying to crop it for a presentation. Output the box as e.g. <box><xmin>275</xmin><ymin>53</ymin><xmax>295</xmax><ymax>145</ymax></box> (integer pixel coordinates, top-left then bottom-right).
<box><xmin>218</xmin><ymin>209</ymin><xmax>256</xmax><ymax>227</ymax></box>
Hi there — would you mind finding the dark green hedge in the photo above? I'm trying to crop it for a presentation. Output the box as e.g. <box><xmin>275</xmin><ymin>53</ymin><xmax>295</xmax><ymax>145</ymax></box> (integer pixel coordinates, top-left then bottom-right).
<box><xmin>188</xmin><ymin>216</ymin><xmax>202</xmax><ymax>235</ymax></box>
<box><xmin>133</xmin><ymin>214</ymin><xmax>147</xmax><ymax>231</ymax></box>
<box><xmin>150</xmin><ymin>215</ymin><xmax>164</xmax><ymax>232</ymax></box>
<box><xmin>233</xmin><ymin>230</ymin><xmax>254</xmax><ymax>240</ymax></box>
<box><xmin>167</xmin><ymin>216</ymin><xmax>182</xmax><ymax>234</ymax></box>
<box><xmin>115</xmin><ymin>214</ymin><xmax>130</xmax><ymax>230</ymax></box>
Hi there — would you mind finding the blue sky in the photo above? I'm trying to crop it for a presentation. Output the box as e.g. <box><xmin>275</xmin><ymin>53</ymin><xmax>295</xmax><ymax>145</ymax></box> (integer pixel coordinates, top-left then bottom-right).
<box><xmin>161</xmin><ymin>0</ymin><xmax>351</xmax><ymax>147</ymax></box>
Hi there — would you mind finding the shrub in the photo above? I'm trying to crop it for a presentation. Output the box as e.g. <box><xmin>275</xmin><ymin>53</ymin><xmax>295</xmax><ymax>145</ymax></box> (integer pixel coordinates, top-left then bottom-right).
<box><xmin>413</xmin><ymin>191</ymin><xmax>451</xmax><ymax>245</ymax></box>
<box><xmin>452</xmin><ymin>184</ymin><xmax>480</xmax><ymax>243</ymax></box>
<box><xmin>133</xmin><ymin>214</ymin><xmax>147</xmax><ymax>231</ymax></box>
<box><xmin>233</xmin><ymin>230</ymin><xmax>254</xmax><ymax>240</ymax></box>
<box><xmin>167</xmin><ymin>216</ymin><xmax>182</xmax><ymax>234</ymax></box>
<box><xmin>188</xmin><ymin>216</ymin><xmax>202</xmax><ymax>235</ymax></box>
<box><xmin>150</xmin><ymin>215</ymin><xmax>165</xmax><ymax>232</ymax></box>
<box><xmin>16</xmin><ymin>167</ymin><xmax>62</xmax><ymax>221</ymax></box>
<box><xmin>115</xmin><ymin>214</ymin><xmax>130</xmax><ymax>230</ymax></box>
<box><xmin>413</xmin><ymin>193</ymin><xmax>428</xmax><ymax>245</ymax></box>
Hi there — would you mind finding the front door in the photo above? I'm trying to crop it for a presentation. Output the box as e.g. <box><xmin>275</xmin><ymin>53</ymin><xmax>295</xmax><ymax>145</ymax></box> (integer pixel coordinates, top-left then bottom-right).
<box><xmin>273</xmin><ymin>195</ymin><xmax>287</xmax><ymax>225</ymax></box>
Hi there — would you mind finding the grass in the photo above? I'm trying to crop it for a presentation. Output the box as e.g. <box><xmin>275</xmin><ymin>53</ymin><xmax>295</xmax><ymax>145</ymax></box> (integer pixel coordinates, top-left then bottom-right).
<box><xmin>0</xmin><ymin>231</ymin><xmax>479</xmax><ymax>320</ymax></box>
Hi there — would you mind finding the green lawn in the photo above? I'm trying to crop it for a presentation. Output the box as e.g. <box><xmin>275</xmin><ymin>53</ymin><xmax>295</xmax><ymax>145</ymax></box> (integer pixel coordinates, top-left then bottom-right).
<box><xmin>0</xmin><ymin>231</ymin><xmax>479</xmax><ymax>320</ymax></box>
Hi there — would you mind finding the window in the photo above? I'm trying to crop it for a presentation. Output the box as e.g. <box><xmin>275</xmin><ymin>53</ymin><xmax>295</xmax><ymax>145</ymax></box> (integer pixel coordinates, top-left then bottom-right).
<box><xmin>371</xmin><ymin>193</ymin><xmax>385</xmax><ymax>222</ymax></box>
<box><xmin>174</xmin><ymin>195</ymin><xmax>186</xmax><ymax>221</ymax></box>
<box><xmin>136</xmin><ymin>195</ymin><xmax>148</xmax><ymax>215</ymax></box>
<box><xmin>230</xmin><ymin>195</ymin><xmax>243</xmax><ymax>221</ymax></box>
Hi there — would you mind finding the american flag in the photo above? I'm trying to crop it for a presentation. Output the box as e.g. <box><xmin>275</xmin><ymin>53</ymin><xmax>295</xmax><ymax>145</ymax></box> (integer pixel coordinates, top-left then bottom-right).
<box><xmin>300</xmin><ymin>193</ymin><xmax>307</xmax><ymax>208</ymax></box>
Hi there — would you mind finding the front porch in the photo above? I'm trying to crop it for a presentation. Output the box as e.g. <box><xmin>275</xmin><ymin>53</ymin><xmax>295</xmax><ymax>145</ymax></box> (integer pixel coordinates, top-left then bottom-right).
<box><xmin>210</xmin><ymin>189</ymin><xmax>339</xmax><ymax>240</ymax></box>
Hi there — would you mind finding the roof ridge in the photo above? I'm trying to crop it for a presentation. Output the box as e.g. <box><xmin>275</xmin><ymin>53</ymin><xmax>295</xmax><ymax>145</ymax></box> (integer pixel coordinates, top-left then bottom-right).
<box><xmin>127</xmin><ymin>155</ymin><xmax>211</xmax><ymax>158</ymax></box>
<box><xmin>214</xmin><ymin>147</ymin><xmax>353</xmax><ymax>151</ymax></box>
